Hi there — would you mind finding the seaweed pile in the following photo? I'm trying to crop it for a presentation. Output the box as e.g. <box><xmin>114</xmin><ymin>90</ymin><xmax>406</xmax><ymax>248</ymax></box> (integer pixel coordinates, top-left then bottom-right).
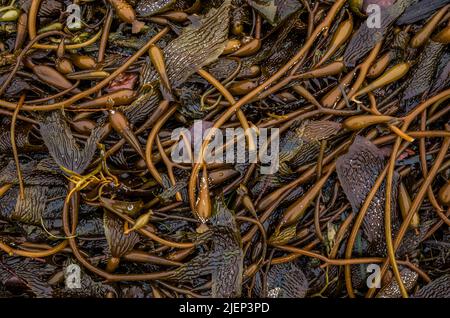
<box><xmin>0</xmin><ymin>0</ymin><xmax>449</xmax><ymax>298</ymax></box>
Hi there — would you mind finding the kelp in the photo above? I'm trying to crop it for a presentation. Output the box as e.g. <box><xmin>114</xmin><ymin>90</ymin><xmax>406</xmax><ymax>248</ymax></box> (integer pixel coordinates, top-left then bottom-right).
<box><xmin>141</xmin><ymin>0</ymin><xmax>232</xmax><ymax>88</ymax></box>
<box><xmin>170</xmin><ymin>198</ymin><xmax>243</xmax><ymax>297</ymax></box>
<box><xmin>0</xmin><ymin>256</ymin><xmax>55</xmax><ymax>298</ymax></box>
<box><xmin>247</xmin><ymin>0</ymin><xmax>302</xmax><ymax>26</ymax></box>
<box><xmin>18</xmin><ymin>0</ymin><xmax>63</xmax><ymax>18</ymax></box>
<box><xmin>100</xmin><ymin>197</ymin><xmax>145</xmax><ymax>217</ymax></box>
<box><xmin>39</xmin><ymin>111</ymin><xmax>103</xmax><ymax>174</ymax></box>
<box><xmin>12</xmin><ymin>186</ymin><xmax>51</xmax><ymax>225</ymax></box>
<box><xmin>104</xmin><ymin>212</ymin><xmax>140</xmax><ymax>258</ymax></box>
<box><xmin>413</xmin><ymin>274</ymin><xmax>450</xmax><ymax>298</ymax></box>
<box><xmin>397</xmin><ymin>0</ymin><xmax>450</xmax><ymax>25</ymax></box>
<box><xmin>252</xmin><ymin>120</ymin><xmax>341</xmax><ymax>197</ymax></box>
<box><xmin>119</xmin><ymin>88</ymin><xmax>160</xmax><ymax>125</ymax></box>
<box><xmin>122</xmin><ymin>1</ymin><xmax>233</xmax><ymax>124</ymax></box>
<box><xmin>53</xmin><ymin>261</ymin><xmax>116</xmax><ymax>298</ymax></box>
<box><xmin>0</xmin><ymin>160</ymin><xmax>64</xmax><ymax>187</ymax></box>
<box><xmin>376</xmin><ymin>267</ymin><xmax>418</xmax><ymax>298</ymax></box>
<box><xmin>254</xmin><ymin>262</ymin><xmax>309</xmax><ymax>298</ymax></box>
<box><xmin>344</xmin><ymin>0</ymin><xmax>415</xmax><ymax>67</ymax></box>
<box><xmin>0</xmin><ymin>160</ymin><xmax>65</xmax><ymax>225</ymax></box>
<box><xmin>400</xmin><ymin>40</ymin><xmax>445</xmax><ymax>111</ymax></box>
<box><xmin>430</xmin><ymin>52</ymin><xmax>450</xmax><ymax>95</ymax></box>
<box><xmin>0</xmin><ymin>118</ymin><xmax>43</xmax><ymax>153</ymax></box>
<box><xmin>136</xmin><ymin>0</ymin><xmax>177</xmax><ymax>17</ymax></box>
<box><xmin>278</xmin><ymin>120</ymin><xmax>342</xmax><ymax>171</ymax></box>
<box><xmin>336</xmin><ymin>136</ymin><xmax>400</xmax><ymax>255</ymax></box>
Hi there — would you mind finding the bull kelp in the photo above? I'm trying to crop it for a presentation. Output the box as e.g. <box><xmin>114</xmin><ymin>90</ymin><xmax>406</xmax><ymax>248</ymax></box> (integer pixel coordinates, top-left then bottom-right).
<box><xmin>0</xmin><ymin>0</ymin><xmax>449</xmax><ymax>299</ymax></box>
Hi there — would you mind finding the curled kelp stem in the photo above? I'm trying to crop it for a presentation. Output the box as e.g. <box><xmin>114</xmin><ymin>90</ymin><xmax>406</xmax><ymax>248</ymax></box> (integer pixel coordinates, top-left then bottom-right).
<box><xmin>11</xmin><ymin>95</ymin><xmax>26</xmax><ymax>199</ymax></box>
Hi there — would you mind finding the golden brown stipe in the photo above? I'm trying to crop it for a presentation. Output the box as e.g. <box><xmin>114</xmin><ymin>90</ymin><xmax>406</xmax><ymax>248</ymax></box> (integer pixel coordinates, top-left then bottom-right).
<box><xmin>109</xmin><ymin>110</ymin><xmax>145</xmax><ymax>160</ymax></box>
<box><xmin>439</xmin><ymin>181</ymin><xmax>450</xmax><ymax>205</ymax></box>
<box><xmin>73</xmin><ymin>89</ymin><xmax>136</xmax><ymax>109</ymax></box>
<box><xmin>107</xmin><ymin>0</ymin><xmax>145</xmax><ymax>33</ymax></box>
<box><xmin>352</xmin><ymin>62</ymin><xmax>411</xmax><ymax>102</ymax></box>
<box><xmin>398</xmin><ymin>182</ymin><xmax>420</xmax><ymax>230</ymax></box>
<box><xmin>316</xmin><ymin>17</ymin><xmax>353</xmax><ymax>67</ymax></box>
<box><xmin>195</xmin><ymin>165</ymin><xmax>212</xmax><ymax>223</ymax></box>
<box><xmin>148</xmin><ymin>44</ymin><xmax>172</xmax><ymax>97</ymax></box>
<box><xmin>367</xmin><ymin>51</ymin><xmax>393</xmax><ymax>78</ymax></box>
<box><xmin>410</xmin><ymin>5</ymin><xmax>449</xmax><ymax>48</ymax></box>
<box><xmin>24</xmin><ymin>58</ymin><xmax>81</xmax><ymax>94</ymax></box>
